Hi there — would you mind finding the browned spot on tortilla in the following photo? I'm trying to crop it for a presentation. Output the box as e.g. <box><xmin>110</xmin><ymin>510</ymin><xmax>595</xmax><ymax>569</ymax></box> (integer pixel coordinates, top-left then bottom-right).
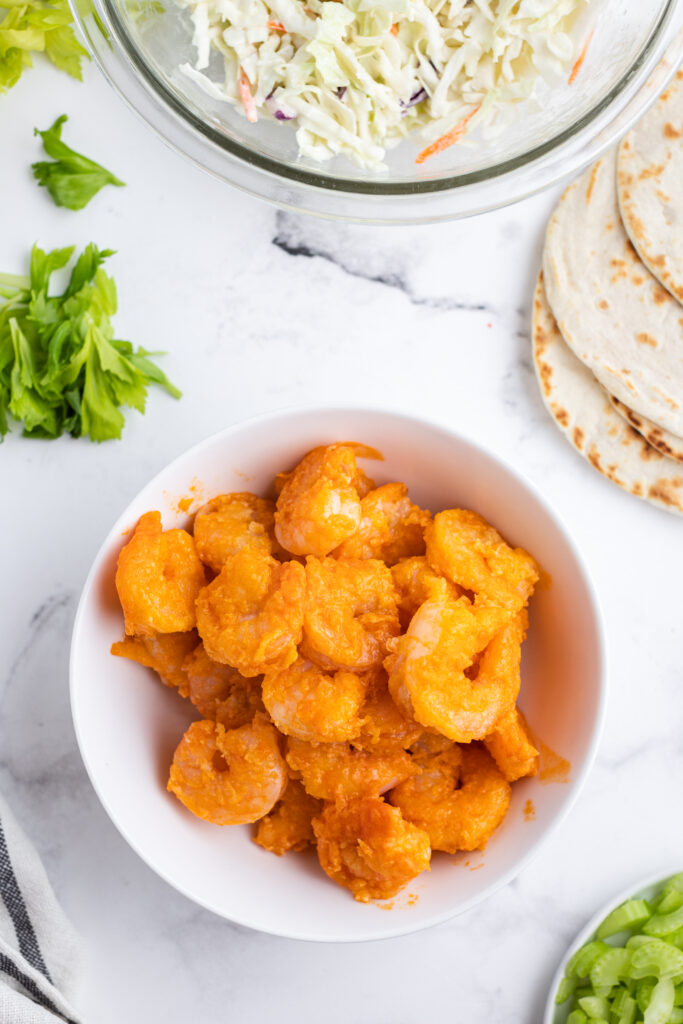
<box><xmin>664</xmin><ymin>122</ymin><xmax>682</xmax><ymax>140</ymax></box>
<box><xmin>587</xmin><ymin>445</ymin><xmax>625</xmax><ymax>486</ymax></box>
<box><xmin>538</xmin><ymin>360</ymin><xmax>553</xmax><ymax>397</ymax></box>
<box><xmin>598</xmin><ymin>299</ymin><xmax>609</xmax><ymax>310</ymax></box>
<box><xmin>652</xmin><ymin>283</ymin><xmax>670</xmax><ymax>306</ymax></box>
<box><xmin>656</xmin><ymin>189</ymin><xmax>671</xmax><ymax>204</ymax></box>
<box><xmin>624</xmin><ymin>239</ymin><xmax>639</xmax><ymax>261</ymax></box>
<box><xmin>622</xmin><ymin>138</ymin><xmax>631</xmax><ymax>151</ymax></box>
<box><xmin>556</xmin><ymin>408</ymin><xmax>569</xmax><ymax>428</ymax></box>
<box><xmin>632</xmin><ymin>276</ymin><xmax>645</xmax><ymax>286</ymax></box>
<box><xmin>628</xmin><ymin>215</ymin><xmax>646</xmax><ymax>241</ymax></box>
<box><xmin>573</xmin><ymin>427</ymin><xmax>584</xmax><ymax>450</ymax></box>
<box><xmin>651</xmin><ymin>254</ymin><xmax>667</xmax><ymax>268</ymax></box>
<box><xmin>632</xmin><ymin>482</ymin><xmax>644</xmax><ymax>496</ymax></box>
<box><xmin>648</xmin><ymin>479</ymin><xmax>683</xmax><ymax>509</ymax></box>
<box><xmin>638</xmin><ymin>162</ymin><xmax>666</xmax><ymax>180</ymax></box>
<box><xmin>652</xmin><ymin>386</ymin><xmax>680</xmax><ymax>411</ymax></box>
<box><xmin>611</xmin><ymin>258</ymin><xmax>626</xmax><ymax>268</ymax></box>
<box><xmin>606</xmin><ymin>220</ymin><xmax>614</xmax><ymax>231</ymax></box>
<box><xmin>585</xmin><ymin>163</ymin><xmax>600</xmax><ymax>204</ymax></box>
<box><xmin>637</xmin><ymin>332</ymin><xmax>658</xmax><ymax>348</ymax></box>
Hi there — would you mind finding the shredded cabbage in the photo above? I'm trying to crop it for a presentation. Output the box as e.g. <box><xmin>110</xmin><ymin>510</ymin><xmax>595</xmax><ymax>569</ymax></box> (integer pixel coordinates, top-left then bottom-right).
<box><xmin>176</xmin><ymin>0</ymin><xmax>592</xmax><ymax>169</ymax></box>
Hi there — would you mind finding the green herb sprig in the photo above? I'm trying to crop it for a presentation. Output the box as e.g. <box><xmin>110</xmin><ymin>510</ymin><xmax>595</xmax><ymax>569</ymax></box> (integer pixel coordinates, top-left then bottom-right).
<box><xmin>0</xmin><ymin>0</ymin><xmax>88</xmax><ymax>93</ymax></box>
<box><xmin>33</xmin><ymin>115</ymin><xmax>125</xmax><ymax>210</ymax></box>
<box><xmin>0</xmin><ymin>244</ymin><xmax>181</xmax><ymax>442</ymax></box>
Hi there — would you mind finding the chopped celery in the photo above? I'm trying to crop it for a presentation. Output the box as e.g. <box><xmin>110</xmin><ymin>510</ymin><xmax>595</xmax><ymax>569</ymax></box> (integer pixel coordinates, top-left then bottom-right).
<box><xmin>643</xmin><ymin>904</ymin><xmax>683</xmax><ymax>937</ymax></box>
<box><xmin>589</xmin><ymin>948</ymin><xmax>631</xmax><ymax>995</ymax></box>
<box><xmin>578</xmin><ymin>994</ymin><xmax>610</xmax><ymax>1018</ymax></box>
<box><xmin>643</xmin><ymin>977</ymin><xmax>674</xmax><ymax>1024</ymax></box>
<box><xmin>627</xmin><ymin>935</ymin><xmax>655</xmax><ymax>950</ymax></box>
<box><xmin>614</xmin><ymin>993</ymin><xmax>637</xmax><ymax>1024</ymax></box>
<box><xmin>566</xmin><ymin>1012</ymin><xmax>588</xmax><ymax>1024</ymax></box>
<box><xmin>651</xmin><ymin>891</ymin><xmax>683</xmax><ymax>916</ymax></box>
<box><xmin>595</xmin><ymin>900</ymin><xmax>650</xmax><ymax>939</ymax></box>
<box><xmin>566</xmin><ymin>941</ymin><xmax>612</xmax><ymax>979</ymax></box>
<box><xmin>630</xmin><ymin>939</ymin><xmax>683</xmax><ymax>980</ymax></box>
<box><xmin>555</xmin><ymin>976</ymin><xmax>578</xmax><ymax>1004</ymax></box>
<box><xmin>553</xmin><ymin>875</ymin><xmax>683</xmax><ymax>1023</ymax></box>
<box><xmin>636</xmin><ymin>978</ymin><xmax>656</xmax><ymax>1013</ymax></box>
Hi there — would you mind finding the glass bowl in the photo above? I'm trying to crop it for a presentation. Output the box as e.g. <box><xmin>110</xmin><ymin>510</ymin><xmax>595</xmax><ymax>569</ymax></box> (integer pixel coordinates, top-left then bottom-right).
<box><xmin>70</xmin><ymin>0</ymin><xmax>683</xmax><ymax>222</ymax></box>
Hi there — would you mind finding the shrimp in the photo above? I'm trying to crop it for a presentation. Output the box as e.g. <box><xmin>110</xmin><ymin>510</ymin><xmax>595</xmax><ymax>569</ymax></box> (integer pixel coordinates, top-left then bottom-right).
<box><xmin>274</xmin><ymin>443</ymin><xmax>378</xmax><ymax>557</ymax></box>
<box><xmin>193</xmin><ymin>493</ymin><xmax>278</xmax><ymax>572</ymax></box>
<box><xmin>195</xmin><ymin>546</ymin><xmax>306</xmax><ymax>677</ymax></box>
<box><xmin>352</xmin><ymin>670</ymin><xmax>423</xmax><ymax>754</ymax></box>
<box><xmin>425</xmin><ymin>510</ymin><xmax>538</xmax><ymax>612</ymax></box>
<box><xmin>184</xmin><ymin>642</ymin><xmax>264</xmax><ymax>730</ymax></box>
<box><xmin>333</xmin><ymin>483</ymin><xmax>431</xmax><ymax>565</ymax></box>
<box><xmin>301</xmin><ymin>556</ymin><xmax>400</xmax><ymax>672</ymax></box>
<box><xmin>386</xmin><ymin>580</ymin><xmax>524</xmax><ymax>742</ymax></box>
<box><xmin>484</xmin><ymin>707</ymin><xmax>539</xmax><ymax>782</ymax></box>
<box><xmin>115</xmin><ymin>511</ymin><xmax>206</xmax><ymax>636</ymax></box>
<box><xmin>312</xmin><ymin>796</ymin><xmax>431</xmax><ymax>902</ymax></box>
<box><xmin>111</xmin><ymin>630</ymin><xmax>198</xmax><ymax>696</ymax></box>
<box><xmin>391</xmin><ymin>555</ymin><xmax>461</xmax><ymax>630</ymax></box>
<box><xmin>168</xmin><ymin>713</ymin><xmax>287</xmax><ymax>826</ymax></box>
<box><xmin>262</xmin><ymin>657</ymin><xmax>368</xmax><ymax>743</ymax></box>
<box><xmin>254</xmin><ymin>779</ymin><xmax>322</xmax><ymax>855</ymax></box>
<box><xmin>390</xmin><ymin>744</ymin><xmax>510</xmax><ymax>854</ymax></box>
<box><xmin>286</xmin><ymin>737</ymin><xmax>418</xmax><ymax>800</ymax></box>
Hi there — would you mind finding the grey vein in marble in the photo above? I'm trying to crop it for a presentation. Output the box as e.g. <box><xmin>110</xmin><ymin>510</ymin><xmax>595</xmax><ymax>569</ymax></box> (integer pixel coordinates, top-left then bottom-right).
<box><xmin>272</xmin><ymin>212</ymin><xmax>496</xmax><ymax>313</ymax></box>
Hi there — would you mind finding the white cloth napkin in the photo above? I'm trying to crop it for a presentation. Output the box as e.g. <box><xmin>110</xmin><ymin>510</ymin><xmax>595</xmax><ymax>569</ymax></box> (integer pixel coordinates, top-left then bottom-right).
<box><xmin>0</xmin><ymin>791</ymin><xmax>82</xmax><ymax>1023</ymax></box>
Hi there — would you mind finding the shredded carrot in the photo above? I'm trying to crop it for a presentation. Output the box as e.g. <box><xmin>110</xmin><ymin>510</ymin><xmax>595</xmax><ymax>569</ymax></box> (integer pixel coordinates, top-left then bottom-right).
<box><xmin>568</xmin><ymin>29</ymin><xmax>594</xmax><ymax>85</ymax></box>
<box><xmin>267</xmin><ymin>18</ymin><xmax>286</xmax><ymax>30</ymax></box>
<box><xmin>415</xmin><ymin>104</ymin><xmax>481</xmax><ymax>165</ymax></box>
<box><xmin>238</xmin><ymin>68</ymin><xmax>258</xmax><ymax>123</ymax></box>
<box><xmin>390</xmin><ymin>22</ymin><xmax>398</xmax><ymax>34</ymax></box>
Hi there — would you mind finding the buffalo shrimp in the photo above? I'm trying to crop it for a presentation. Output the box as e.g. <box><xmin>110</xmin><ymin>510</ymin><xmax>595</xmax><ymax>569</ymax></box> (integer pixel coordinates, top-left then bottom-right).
<box><xmin>386</xmin><ymin>580</ymin><xmax>526</xmax><ymax>742</ymax></box>
<box><xmin>168</xmin><ymin>714</ymin><xmax>287</xmax><ymax>825</ymax></box>
<box><xmin>312</xmin><ymin>796</ymin><xmax>431</xmax><ymax>902</ymax></box>
<box><xmin>425</xmin><ymin>509</ymin><xmax>538</xmax><ymax>612</ymax></box>
<box><xmin>193</xmin><ymin>493</ymin><xmax>279</xmax><ymax>571</ymax></box>
<box><xmin>484</xmin><ymin>707</ymin><xmax>539</xmax><ymax>782</ymax></box>
<box><xmin>301</xmin><ymin>556</ymin><xmax>400</xmax><ymax>672</ymax></box>
<box><xmin>262</xmin><ymin>657</ymin><xmax>368</xmax><ymax>743</ymax></box>
<box><xmin>111</xmin><ymin>630</ymin><xmax>198</xmax><ymax>695</ymax></box>
<box><xmin>274</xmin><ymin>443</ymin><xmax>378</xmax><ymax>557</ymax></box>
<box><xmin>195</xmin><ymin>546</ymin><xmax>305</xmax><ymax>677</ymax></box>
<box><xmin>184</xmin><ymin>642</ymin><xmax>264</xmax><ymax>729</ymax></box>
<box><xmin>115</xmin><ymin>511</ymin><xmax>206</xmax><ymax>635</ymax></box>
<box><xmin>333</xmin><ymin>483</ymin><xmax>431</xmax><ymax>564</ymax></box>
<box><xmin>390</xmin><ymin>744</ymin><xmax>510</xmax><ymax>854</ymax></box>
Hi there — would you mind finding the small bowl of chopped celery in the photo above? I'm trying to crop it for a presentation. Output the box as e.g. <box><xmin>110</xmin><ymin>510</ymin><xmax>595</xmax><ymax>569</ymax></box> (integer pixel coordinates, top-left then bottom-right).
<box><xmin>546</xmin><ymin>869</ymin><xmax>683</xmax><ymax>1024</ymax></box>
<box><xmin>67</xmin><ymin>0</ymin><xmax>683</xmax><ymax>222</ymax></box>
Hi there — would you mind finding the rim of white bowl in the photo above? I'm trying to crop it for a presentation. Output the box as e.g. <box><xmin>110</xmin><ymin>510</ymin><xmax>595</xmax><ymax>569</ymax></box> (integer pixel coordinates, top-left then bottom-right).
<box><xmin>70</xmin><ymin>404</ymin><xmax>608</xmax><ymax>941</ymax></box>
<box><xmin>543</xmin><ymin>865</ymin><xmax>683</xmax><ymax>1024</ymax></box>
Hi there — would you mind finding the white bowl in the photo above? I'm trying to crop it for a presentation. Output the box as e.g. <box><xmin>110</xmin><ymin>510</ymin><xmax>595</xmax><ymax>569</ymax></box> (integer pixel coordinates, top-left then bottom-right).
<box><xmin>70</xmin><ymin>407</ymin><xmax>606</xmax><ymax>941</ymax></box>
<box><xmin>544</xmin><ymin>867</ymin><xmax>683</xmax><ymax>1024</ymax></box>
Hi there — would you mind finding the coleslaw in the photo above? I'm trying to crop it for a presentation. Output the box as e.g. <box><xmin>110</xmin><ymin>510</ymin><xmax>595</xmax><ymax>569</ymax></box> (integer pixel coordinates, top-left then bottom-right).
<box><xmin>177</xmin><ymin>0</ymin><xmax>592</xmax><ymax>170</ymax></box>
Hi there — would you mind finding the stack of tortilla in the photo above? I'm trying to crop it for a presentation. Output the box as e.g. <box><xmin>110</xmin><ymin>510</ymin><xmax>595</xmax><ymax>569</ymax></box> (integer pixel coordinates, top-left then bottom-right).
<box><xmin>532</xmin><ymin>69</ymin><xmax>683</xmax><ymax>516</ymax></box>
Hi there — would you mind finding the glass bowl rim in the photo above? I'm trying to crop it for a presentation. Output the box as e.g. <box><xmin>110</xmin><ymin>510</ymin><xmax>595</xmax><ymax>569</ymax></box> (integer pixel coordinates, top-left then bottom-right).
<box><xmin>84</xmin><ymin>0</ymin><xmax>679</xmax><ymax>197</ymax></box>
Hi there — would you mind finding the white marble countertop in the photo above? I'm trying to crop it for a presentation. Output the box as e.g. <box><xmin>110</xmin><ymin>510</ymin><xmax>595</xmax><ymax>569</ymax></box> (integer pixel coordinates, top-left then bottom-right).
<box><xmin>2</xmin><ymin>56</ymin><xmax>683</xmax><ymax>1024</ymax></box>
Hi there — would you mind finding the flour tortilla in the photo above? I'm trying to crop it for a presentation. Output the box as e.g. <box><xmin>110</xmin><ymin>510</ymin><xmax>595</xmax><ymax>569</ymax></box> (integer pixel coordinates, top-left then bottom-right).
<box><xmin>532</xmin><ymin>271</ymin><xmax>683</xmax><ymax>516</ymax></box>
<box><xmin>618</xmin><ymin>69</ymin><xmax>683</xmax><ymax>305</ymax></box>
<box><xmin>542</xmin><ymin>149</ymin><xmax>683</xmax><ymax>438</ymax></box>
<box><xmin>606</xmin><ymin>391</ymin><xmax>683</xmax><ymax>464</ymax></box>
